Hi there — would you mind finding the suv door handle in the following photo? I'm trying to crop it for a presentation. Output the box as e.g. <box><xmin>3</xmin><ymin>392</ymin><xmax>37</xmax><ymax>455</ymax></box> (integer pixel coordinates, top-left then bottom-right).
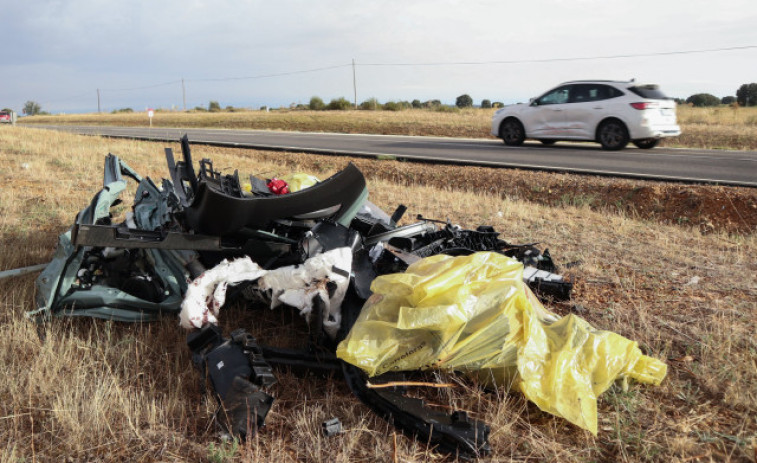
<box><xmin>593</xmin><ymin>107</ymin><xmax>603</xmax><ymax>110</ymax></box>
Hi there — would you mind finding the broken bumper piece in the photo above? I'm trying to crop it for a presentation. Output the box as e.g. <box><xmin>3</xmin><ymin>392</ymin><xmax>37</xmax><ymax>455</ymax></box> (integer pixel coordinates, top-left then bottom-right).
<box><xmin>188</xmin><ymin>325</ymin><xmax>275</xmax><ymax>438</ymax></box>
<box><xmin>342</xmin><ymin>363</ymin><xmax>490</xmax><ymax>459</ymax></box>
<box><xmin>188</xmin><ymin>324</ymin><xmax>490</xmax><ymax>459</ymax></box>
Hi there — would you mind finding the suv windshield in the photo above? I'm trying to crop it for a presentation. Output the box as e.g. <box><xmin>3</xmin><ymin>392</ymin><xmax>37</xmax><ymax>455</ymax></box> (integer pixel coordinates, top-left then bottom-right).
<box><xmin>629</xmin><ymin>85</ymin><xmax>669</xmax><ymax>100</ymax></box>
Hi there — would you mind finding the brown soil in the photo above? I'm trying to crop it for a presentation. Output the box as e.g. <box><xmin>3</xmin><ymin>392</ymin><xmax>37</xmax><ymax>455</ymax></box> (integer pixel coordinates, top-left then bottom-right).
<box><xmin>220</xmin><ymin>147</ymin><xmax>757</xmax><ymax>235</ymax></box>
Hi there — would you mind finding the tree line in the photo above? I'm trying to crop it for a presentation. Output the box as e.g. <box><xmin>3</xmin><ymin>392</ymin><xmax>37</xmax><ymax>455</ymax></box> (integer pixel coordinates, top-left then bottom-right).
<box><xmin>16</xmin><ymin>83</ymin><xmax>757</xmax><ymax>115</ymax></box>
<box><xmin>682</xmin><ymin>83</ymin><xmax>757</xmax><ymax>107</ymax></box>
<box><xmin>300</xmin><ymin>94</ymin><xmax>504</xmax><ymax>111</ymax></box>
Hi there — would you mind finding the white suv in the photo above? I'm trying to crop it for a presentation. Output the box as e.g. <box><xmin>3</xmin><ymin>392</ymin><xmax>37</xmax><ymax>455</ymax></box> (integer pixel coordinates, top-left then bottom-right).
<box><xmin>491</xmin><ymin>80</ymin><xmax>681</xmax><ymax>150</ymax></box>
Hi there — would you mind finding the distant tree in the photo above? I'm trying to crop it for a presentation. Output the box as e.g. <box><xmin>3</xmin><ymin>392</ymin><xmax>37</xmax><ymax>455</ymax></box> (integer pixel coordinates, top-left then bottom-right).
<box><xmin>327</xmin><ymin>97</ymin><xmax>352</xmax><ymax>110</ymax></box>
<box><xmin>480</xmin><ymin>99</ymin><xmax>492</xmax><ymax>109</ymax></box>
<box><xmin>492</xmin><ymin>102</ymin><xmax>504</xmax><ymax>108</ymax></box>
<box><xmin>382</xmin><ymin>101</ymin><xmax>402</xmax><ymax>111</ymax></box>
<box><xmin>685</xmin><ymin>93</ymin><xmax>720</xmax><ymax>107</ymax></box>
<box><xmin>411</xmin><ymin>99</ymin><xmax>421</xmax><ymax>109</ymax></box>
<box><xmin>736</xmin><ymin>83</ymin><xmax>757</xmax><ymax>107</ymax></box>
<box><xmin>673</xmin><ymin>98</ymin><xmax>686</xmax><ymax>105</ymax></box>
<box><xmin>23</xmin><ymin>101</ymin><xmax>42</xmax><ymax>115</ymax></box>
<box><xmin>423</xmin><ymin>99</ymin><xmax>442</xmax><ymax>108</ymax></box>
<box><xmin>208</xmin><ymin>100</ymin><xmax>221</xmax><ymax>112</ymax></box>
<box><xmin>359</xmin><ymin>98</ymin><xmax>381</xmax><ymax>110</ymax></box>
<box><xmin>111</xmin><ymin>107</ymin><xmax>134</xmax><ymax>114</ymax></box>
<box><xmin>309</xmin><ymin>96</ymin><xmax>325</xmax><ymax>110</ymax></box>
<box><xmin>721</xmin><ymin>96</ymin><xmax>736</xmax><ymax>105</ymax></box>
<box><xmin>1</xmin><ymin>107</ymin><xmax>13</xmax><ymax>113</ymax></box>
<box><xmin>193</xmin><ymin>106</ymin><xmax>207</xmax><ymax>111</ymax></box>
<box><xmin>455</xmin><ymin>94</ymin><xmax>473</xmax><ymax>108</ymax></box>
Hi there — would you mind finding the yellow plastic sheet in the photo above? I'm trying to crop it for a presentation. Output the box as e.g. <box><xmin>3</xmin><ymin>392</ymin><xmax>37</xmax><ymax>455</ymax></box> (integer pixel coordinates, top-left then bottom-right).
<box><xmin>336</xmin><ymin>252</ymin><xmax>667</xmax><ymax>434</ymax></box>
<box><xmin>280</xmin><ymin>173</ymin><xmax>320</xmax><ymax>192</ymax></box>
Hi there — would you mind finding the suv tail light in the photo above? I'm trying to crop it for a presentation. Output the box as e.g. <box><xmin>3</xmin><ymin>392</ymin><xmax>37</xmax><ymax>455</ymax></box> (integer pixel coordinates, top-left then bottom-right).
<box><xmin>630</xmin><ymin>102</ymin><xmax>659</xmax><ymax>110</ymax></box>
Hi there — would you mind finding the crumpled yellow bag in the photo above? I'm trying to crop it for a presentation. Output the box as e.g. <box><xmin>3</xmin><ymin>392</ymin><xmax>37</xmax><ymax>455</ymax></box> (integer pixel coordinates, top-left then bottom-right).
<box><xmin>336</xmin><ymin>252</ymin><xmax>666</xmax><ymax>434</ymax></box>
<box><xmin>280</xmin><ymin>173</ymin><xmax>320</xmax><ymax>192</ymax></box>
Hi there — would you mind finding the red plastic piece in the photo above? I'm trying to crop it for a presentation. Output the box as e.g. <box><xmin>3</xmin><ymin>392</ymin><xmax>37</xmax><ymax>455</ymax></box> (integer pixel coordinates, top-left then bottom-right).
<box><xmin>266</xmin><ymin>178</ymin><xmax>289</xmax><ymax>195</ymax></box>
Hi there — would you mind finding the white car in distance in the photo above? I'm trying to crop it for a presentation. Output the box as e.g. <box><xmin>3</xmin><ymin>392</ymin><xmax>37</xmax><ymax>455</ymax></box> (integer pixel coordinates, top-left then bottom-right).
<box><xmin>491</xmin><ymin>80</ymin><xmax>681</xmax><ymax>150</ymax></box>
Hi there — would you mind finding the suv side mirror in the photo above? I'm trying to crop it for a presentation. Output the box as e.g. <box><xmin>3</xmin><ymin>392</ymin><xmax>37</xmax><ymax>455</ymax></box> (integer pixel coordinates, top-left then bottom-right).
<box><xmin>529</xmin><ymin>98</ymin><xmax>537</xmax><ymax>106</ymax></box>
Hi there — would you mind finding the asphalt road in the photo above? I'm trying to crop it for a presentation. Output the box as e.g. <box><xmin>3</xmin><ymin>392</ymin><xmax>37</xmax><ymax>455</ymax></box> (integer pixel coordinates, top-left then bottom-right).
<box><xmin>34</xmin><ymin>125</ymin><xmax>757</xmax><ymax>187</ymax></box>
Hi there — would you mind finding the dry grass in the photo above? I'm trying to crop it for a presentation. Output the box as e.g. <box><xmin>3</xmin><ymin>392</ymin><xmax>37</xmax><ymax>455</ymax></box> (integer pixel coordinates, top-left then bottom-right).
<box><xmin>674</xmin><ymin>105</ymin><xmax>757</xmax><ymax>150</ymax></box>
<box><xmin>1</xmin><ymin>126</ymin><xmax>755</xmax><ymax>462</ymax></box>
<box><xmin>21</xmin><ymin>105</ymin><xmax>757</xmax><ymax>150</ymax></box>
<box><xmin>21</xmin><ymin>108</ymin><xmax>491</xmax><ymax>139</ymax></box>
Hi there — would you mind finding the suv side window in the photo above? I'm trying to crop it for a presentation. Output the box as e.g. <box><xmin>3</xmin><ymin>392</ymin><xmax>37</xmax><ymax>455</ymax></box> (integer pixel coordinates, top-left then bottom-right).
<box><xmin>592</xmin><ymin>84</ymin><xmax>624</xmax><ymax>100</ymax></box>
<box><xmin>569</xmin><ymin>84</ymin><xmax>592</xmax><ymax>103</ymax></box>
<box><xmin>536</xmin><ymin>86</ymin><xmax>570</xmax><ymax>105</ymax></box>
<box><xmin>570</xmin><ymin>84</ymin><xmax>624</xmax><ymax>103</ymax></box>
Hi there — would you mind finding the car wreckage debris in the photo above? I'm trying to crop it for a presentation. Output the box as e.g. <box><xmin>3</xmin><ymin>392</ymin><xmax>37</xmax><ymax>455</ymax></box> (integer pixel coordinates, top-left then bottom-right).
<box><xmin>0</xmin><ymin>263</ymin><xmax>49</xmax><ymax>281</ymax></box>
<box><xmin>188</xmin><ymin>325</ymin><xmax>276</xmax><ymax>438</ymax></box>
<box><xmin>321</xmin><ymin>417</ymin><xmax>343</xmax><ymax>437</ymax></box>
<box><xmin>35</xmin><ymin>135</ymin><xmax>584</xmax><ymax>459</ymax></box>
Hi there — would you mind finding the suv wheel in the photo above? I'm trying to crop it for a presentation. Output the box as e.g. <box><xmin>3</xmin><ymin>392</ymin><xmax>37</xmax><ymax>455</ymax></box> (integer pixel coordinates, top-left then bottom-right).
<box><xmin>597</xmin><ymin>119</ymin><xmax>629</xmax><ymax>150</ymax></box>
<box><xmin>632</xmin><ymin>138</ymin><xmax>659</xmax><ymax>149</ymax></box>
<box><xmin>500</xmin><ymin>118</ymin><xmax>525</xmax><ymax>146</ymax></box>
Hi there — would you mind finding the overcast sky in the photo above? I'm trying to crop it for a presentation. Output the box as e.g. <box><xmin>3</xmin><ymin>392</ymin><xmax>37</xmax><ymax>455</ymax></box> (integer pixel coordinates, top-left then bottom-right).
<box><xmin>1</xmin><ymin>0</ymin><xmax>755</xmax><ymax>113</ymax></box>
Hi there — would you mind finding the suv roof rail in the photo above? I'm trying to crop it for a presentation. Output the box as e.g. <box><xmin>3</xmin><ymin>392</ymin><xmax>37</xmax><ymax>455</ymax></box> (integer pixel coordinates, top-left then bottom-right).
<box><xmin>560</xmin><ymin>80</ymin><xmax>630</xmax><ymax>84</ymax></box>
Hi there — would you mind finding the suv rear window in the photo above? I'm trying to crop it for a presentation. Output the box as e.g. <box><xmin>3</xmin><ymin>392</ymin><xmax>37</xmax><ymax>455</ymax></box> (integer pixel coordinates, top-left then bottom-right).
<box><xmin>628</xmin><ymin>85</ymin><xmax>669</xmax><ymax>100</ymax></box>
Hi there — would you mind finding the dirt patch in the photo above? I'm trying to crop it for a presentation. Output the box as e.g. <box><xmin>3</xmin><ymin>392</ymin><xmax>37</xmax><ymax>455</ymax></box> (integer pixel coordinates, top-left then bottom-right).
<box><xmin>219</xmin><ymin>147</ymin><xmax>757</xmax><ymax>235</ymax></box>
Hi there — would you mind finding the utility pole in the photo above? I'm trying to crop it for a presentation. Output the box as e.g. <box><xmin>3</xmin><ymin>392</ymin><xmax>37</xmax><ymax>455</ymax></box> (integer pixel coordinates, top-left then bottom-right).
<box><xmin>182</xmin><ymin>78</ymin><xmax>186</xmax><ymax>111</ymax></box>
<box><xmin>97</xmin><ymin>88</ymin><xmax>101</xmax><ymax>113</ymax></box>
<box><xmin>352</xmin><ymin>58</ymin><xmax>357</xmax><ymax>109</ymax></box>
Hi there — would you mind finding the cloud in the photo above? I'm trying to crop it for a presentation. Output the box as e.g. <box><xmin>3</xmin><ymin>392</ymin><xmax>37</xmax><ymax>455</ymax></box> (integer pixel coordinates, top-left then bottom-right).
<box><xmin>1</xmin><ymin>0</ymin><xmax>755</xmax><ymax>112</ymax></box>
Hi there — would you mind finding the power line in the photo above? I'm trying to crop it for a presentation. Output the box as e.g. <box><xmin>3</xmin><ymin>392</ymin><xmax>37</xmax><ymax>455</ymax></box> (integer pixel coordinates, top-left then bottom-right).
<box><xmin>41</xmin><ymin>90</ymin><xmax>94</xmax><ymax>104</ymax></box>
<box><xmin>101</xmin><ymin>79</ymin><xmax>182</xmax><ymax>92</ymax></box>
<box><xmin>358</xmin><ymin>45</ymin><xmax>757</xmax><ymax>67</ymax></box>
<box><xmin>86</xmin><ymin>44</ymin><xmax>757</xmax><ymax>95</ymax></box>
<box><xmin>29</xmin><ymin>44</ymin><xmax>755</xmax><ymax>111</ymax></box>
<box><xmin>188</xmin><ymin>64</ymin><xmax>351</xmax><ymax>83</ymax></box>
<box><xmin>70</xmin><ymin>64</ymin><xmax>351</xmax><ymax>111</ymax></box>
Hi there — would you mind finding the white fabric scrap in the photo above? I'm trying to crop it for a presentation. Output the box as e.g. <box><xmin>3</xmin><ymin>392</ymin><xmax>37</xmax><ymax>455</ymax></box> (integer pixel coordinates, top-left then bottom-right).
<box><xmin>259</xmin><ymin>247</ymin><xmax>352</xmax><ymax>337</ymax></box>
<box><xmin>180</xmin><ymin>257</ymin><xmax>267</xmax><ymax>329</ymax></box>
<box><xmin>180</xmin><ymin>247</ymin><xmax>352</xmax><ymax>339</ymax></box>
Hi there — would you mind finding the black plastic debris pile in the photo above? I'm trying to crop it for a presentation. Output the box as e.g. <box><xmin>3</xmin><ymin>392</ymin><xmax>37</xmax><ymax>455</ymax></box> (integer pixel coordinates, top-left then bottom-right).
<box><xmin>35</xmin><ymin>135</ymin><xmax>573</xmax><ymax>459</ymax></box>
